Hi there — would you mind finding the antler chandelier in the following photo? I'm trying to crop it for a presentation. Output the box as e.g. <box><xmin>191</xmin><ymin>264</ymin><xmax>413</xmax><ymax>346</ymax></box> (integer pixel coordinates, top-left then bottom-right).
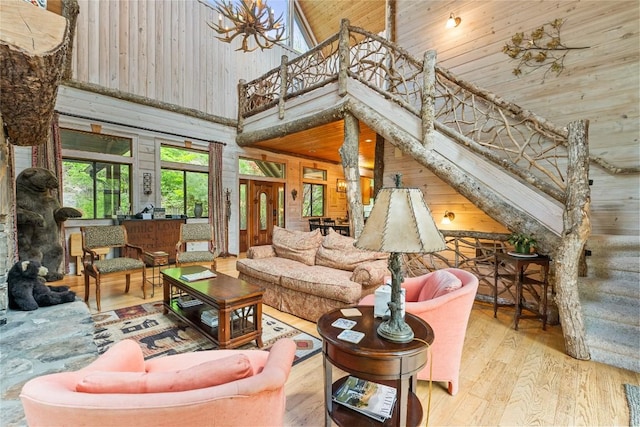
<box><xmin>208</xmin><ymin>0</ymin><xmax>286</xmax><ymax>52</ymax></box>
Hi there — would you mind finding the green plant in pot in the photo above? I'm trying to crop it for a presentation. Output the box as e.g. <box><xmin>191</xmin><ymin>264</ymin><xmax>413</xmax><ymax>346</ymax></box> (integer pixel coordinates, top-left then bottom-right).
<box><xmin>508</xmin><ymin>233</ymin><xmax>537</xmax><ymax>254</ymax></box>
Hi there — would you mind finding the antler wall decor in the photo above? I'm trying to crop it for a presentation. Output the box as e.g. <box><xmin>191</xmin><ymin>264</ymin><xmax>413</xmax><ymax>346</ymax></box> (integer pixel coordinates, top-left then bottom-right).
<box><xmin>502</xmin><ymin>18</ymin><xmax>589</xmax><ymax>81</ymax></box>
<box><xmin>207</xmin><ymin>0</ymin><xmax>286</xmax><ymax>52</ymax></box>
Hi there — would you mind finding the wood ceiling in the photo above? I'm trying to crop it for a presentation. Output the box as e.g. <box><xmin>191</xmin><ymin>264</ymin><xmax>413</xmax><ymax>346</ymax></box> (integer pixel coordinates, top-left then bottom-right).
<box><xmin>251</xmin><ymin>0</ymin><xmax>386</xmax><ymax>171</ymax></box>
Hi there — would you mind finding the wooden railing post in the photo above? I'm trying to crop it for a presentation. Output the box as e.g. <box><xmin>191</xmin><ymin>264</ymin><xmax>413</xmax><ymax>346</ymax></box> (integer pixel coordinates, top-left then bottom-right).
<box><xmin>278</xmin><ymin>55</ymin><xmax>288</xmax><ymax>120</ymax></box>
<box><xmin>338</xmin><ymin>19</ymin><xmax>350</xmax><ymax>97</ymax></box>
<box><xmin>422</xmin><ymin>50</ymin><xmax>437</xmax><ymax>148</ymax></box>
<box><xmin>237</xmin><ymin>79</ymin><xmax>246</xmax><ymax>133</ymax></box>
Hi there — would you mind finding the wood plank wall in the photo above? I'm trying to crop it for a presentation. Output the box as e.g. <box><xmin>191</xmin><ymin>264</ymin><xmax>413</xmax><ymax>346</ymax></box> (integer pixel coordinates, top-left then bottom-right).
<box><xmin>394</xmin><ymin>0</ymin><xmax>639</xmax><ymax>236</ymax></box>
<box><xmin>70</xmin><ymin>0</ymin><xmax>291</xmax><ymax>119</ymax></box>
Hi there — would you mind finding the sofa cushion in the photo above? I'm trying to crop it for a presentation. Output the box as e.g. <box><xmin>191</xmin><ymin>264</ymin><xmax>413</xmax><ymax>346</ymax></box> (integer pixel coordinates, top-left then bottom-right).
<box><xmin>272</xmin><ymin>226</ymin><xmax>324</xmax><ymax>266</ymax></box>
<box><xmin>236</xmin><ymin>256</ymin><xmax>310</xmax><ymax>284</ymax></box>
<box><xmin>316</xmin><ymin>229</ymin><xmax>388</xmax><ymax>271</ymax></box>
<box><xmin>76</xmin><ymin>354</ymin><xmax>252</xmax><ymax>394</ymax></box>
<box><xmin>418</xmin><ymin>270</ymin><xmax>463</xmax><ymax>301</ymax></box>
<box><xmin>280</xmin><ymin>265</ymin><xmax>362</xmax><ymax>304</ymax></box>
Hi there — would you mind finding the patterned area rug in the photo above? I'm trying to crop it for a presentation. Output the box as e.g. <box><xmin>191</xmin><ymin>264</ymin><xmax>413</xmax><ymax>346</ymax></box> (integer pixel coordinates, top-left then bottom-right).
<box><xmin>92</xmin><ymin>301</ymin><xmax>322</xmax><ymax>365</ymax></box>
<box><xmin>626</xmin><ymin>384</ymin><xmax>640</xmax><ymax>427</ymax></box>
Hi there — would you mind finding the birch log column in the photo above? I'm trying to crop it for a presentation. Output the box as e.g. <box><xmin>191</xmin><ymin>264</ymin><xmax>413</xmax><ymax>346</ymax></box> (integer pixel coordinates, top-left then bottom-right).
<box><xmin>340</xmin><ymin>113</ymin><xmax>364</xmax><ymax>238</ymax></box>
<box><xmin>0</xmin><ymin>0</ymin><xmax>71</xmax><ymax>146</ymax></box>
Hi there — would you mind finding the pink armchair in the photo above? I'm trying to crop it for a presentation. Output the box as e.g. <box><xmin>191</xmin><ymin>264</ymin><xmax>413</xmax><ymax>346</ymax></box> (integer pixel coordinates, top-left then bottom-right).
<box><xmin>20</xmin><ymin>338</ymin><xmax>296</xmax><ymax>427</ymax></box>
<box><xmin>360</xmin><ymin>268</ymin><xmax>478</xmax><ymax>395</ymax></box>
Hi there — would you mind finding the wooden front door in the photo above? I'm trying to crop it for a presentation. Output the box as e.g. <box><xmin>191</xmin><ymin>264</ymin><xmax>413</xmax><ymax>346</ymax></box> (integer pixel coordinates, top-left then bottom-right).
<box><xmin>239</xmin><ymin>180</ymin><xmax>284</xmax><ymax>252</ymax></box>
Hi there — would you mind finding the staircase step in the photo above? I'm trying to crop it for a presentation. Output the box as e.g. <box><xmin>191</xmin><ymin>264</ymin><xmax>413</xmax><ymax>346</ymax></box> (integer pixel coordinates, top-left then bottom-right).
<box><xmin>587</xmin><ymin>256</ymin><xmax>640</xmax><ymax>276</ymax></box>
<box><xmin>580</xmin><ymin>277</ymin><xmax>640</xmax><ymax>300</ymax></box>
<box><xmin>586</xmin><ymin>234</ymin><xmax>640</xmax><ymax>256</ymax></box>
<box><xmin>584</xmin><ymin>316</ymin><xmax>640</xmax><ymax>373</ymax></box>
<box><xmin>580</xmin><ymin>290</ymin><xmax>640</xmax><ymax>328</ymax></box>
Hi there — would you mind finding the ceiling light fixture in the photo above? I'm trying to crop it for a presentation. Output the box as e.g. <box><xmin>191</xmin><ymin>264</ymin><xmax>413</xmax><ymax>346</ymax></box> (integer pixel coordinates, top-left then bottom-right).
<box><xmin>442</xmin><ymin>210</ymin><xmax>456</xmax><ymax>225</ymax></box>
<box><xmin>207</xmin><ymin>0</ymin><xmax>286</xmax><ymax>52</ymax></box>
<box><xmin>446</xmin><ymin>12</ymin><xmax>462</xmax><ymax>29</ymax></box>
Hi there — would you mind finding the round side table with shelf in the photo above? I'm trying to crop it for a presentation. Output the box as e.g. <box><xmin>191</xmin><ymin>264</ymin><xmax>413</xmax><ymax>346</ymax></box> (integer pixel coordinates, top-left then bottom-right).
<box><xmin>317</xmin><ymin>306</ymin><xmax>434</xmax><ymax>427</ymax></box>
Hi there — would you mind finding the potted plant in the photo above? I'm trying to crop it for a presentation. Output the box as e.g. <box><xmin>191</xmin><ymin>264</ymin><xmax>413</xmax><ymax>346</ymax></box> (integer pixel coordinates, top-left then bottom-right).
<box><xmin>508</xmin><ymin>233</ymin><xmax>537</xmax><ymax>254</ymax></box>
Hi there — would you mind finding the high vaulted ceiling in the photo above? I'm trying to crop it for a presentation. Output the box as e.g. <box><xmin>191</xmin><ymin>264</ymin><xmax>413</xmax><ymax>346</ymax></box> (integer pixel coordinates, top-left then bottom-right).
<box><xmin>250</xmin><ymin>0</ymin><xmax>386</xmax><ymax>171</ymax></box>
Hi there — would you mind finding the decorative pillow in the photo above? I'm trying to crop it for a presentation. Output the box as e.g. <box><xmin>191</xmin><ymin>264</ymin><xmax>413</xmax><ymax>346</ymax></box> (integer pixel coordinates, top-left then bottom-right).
<box><xmin>316</xmin><ymin>229</ymin><xmax>388</xmax><ymax>271</ymax></box>
<box><xmin>417</xmin><ymin>270</ymin><xmax>463</xmax><ymax>301</ymax></box>
<box><xmin>76</xmin><ymin>354</ymin><xmax>252</xmax><ymax>394</ymax></box>
<box><xmin>272</xmin><ymin>226</ymin><xmax>324</xmax><ymax>266</ymax></box>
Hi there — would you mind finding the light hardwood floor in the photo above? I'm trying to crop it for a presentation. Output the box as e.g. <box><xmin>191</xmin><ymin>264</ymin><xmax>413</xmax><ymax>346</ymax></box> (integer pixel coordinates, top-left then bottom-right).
<box><xmin>67</xmin><ymin>256</ymin><xmax>639</xmax><ymax>426</ymax></box>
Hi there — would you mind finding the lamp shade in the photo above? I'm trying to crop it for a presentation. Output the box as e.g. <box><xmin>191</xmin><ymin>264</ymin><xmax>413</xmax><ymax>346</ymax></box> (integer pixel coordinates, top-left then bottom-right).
<box><xmin>355</xmin><ymin>187</ymin><xmax>446</xmax><ymax>254</ymax></box>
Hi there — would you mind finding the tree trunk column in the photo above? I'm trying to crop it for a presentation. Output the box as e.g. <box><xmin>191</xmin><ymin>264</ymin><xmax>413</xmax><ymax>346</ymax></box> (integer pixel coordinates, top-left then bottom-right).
<box><xmin>554</xmin><ymin>119</ymin><xmax>591</xmax><ymax>360</ymax></box>
<box><xmin>340</xmin><ymin>113</ymin><xmax>364</xmax><ymax>238</ymax></box>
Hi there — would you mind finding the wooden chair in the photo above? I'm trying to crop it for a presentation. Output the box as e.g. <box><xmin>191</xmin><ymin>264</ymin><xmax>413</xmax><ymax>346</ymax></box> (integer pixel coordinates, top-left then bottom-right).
<box><xmin>175</xmin><ymin>223</ymin><xmax>217</xmax><ymax>271</ymax></box>
<box><xmin>308</xmin><ymin>218</ymin><xmax>321</xmax><ymax>232</ymax></box>
<box><xmin>321</xmin><ymin>218</ymin><xmax>335</xmax><ymax>236</ymax></box>
<box><xmin>81</xmin><ymin>225</ymin><xmax>146</xmax><ymax>312</ymax></box>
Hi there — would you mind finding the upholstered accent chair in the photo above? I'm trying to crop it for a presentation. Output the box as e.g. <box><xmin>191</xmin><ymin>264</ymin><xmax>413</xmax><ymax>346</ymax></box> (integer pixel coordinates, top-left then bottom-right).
<box><xmin>20</xmin><ymin>338</ymin><xmax>297</xmax><ymax>427</ymax></box>
<box><xmin>360</xmin><ymin>268</ymin><xmax>479</xmax><ymax>395</ymax></box>
<box><xmin>81</xmin><ymin>225</ymin><xmax>146</xmax><ymax>312</ymax></box>
<box><xmin>175</xmin><ymin>223</ymin><xmax>217</xmax><ymax>270</ymax></box>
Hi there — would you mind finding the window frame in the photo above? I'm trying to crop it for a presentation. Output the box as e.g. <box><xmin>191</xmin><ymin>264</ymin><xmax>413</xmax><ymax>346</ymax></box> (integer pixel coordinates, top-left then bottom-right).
<box><xmin>160</xmin><ymin>144</ymin><xmax>210</xmax><ymax>218</ymax></box>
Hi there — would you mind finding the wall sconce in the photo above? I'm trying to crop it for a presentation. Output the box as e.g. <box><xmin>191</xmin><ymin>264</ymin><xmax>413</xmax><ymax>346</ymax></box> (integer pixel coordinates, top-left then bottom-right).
<box><xmin>442</xmin><ymin>210</ymin><xmax>456</xmax><ymax>225</ymax></box>
<box><xmin>446</xmin><ymin>13</ymin><xmax>462</xmax><ymax>29</ymax></box>
<box><xmin>291</xmin><ymin>188</ymin><xmax>298</xmax><ymax>201</ymax></box>
<box><xmin>143</xmin><ymin>173</ymin><xmax>152</xmax><ymax>195</ymax></box>
<box><xmin>336</xmin><ymin>179</ymin><xmax>347</xmax><ymax>193</ymax></box>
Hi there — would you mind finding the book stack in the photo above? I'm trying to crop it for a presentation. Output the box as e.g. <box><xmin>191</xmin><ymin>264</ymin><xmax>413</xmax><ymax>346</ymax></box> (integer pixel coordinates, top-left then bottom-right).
<box><xmin>332</xmin><ymin>376</ymin><xmax>397</xmax><ymax>422</ymax></box>
<box><xmin>200</xmin><ymin>309</ymin><xmax>219</xmax><ymax>327</ymax></box>
<box><xmin>177</xmin><ymin>296</ymin><xmax>203</xmax><ymax>308</ymax></box>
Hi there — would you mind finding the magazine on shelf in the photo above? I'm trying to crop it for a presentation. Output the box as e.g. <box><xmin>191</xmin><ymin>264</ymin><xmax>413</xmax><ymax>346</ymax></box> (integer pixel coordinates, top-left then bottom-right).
<box><xmin>332</xmin><ymin>376</ymin><xmax>397</xmax><ymax>422</ymax></box>
<box><xmin>177</xmin><ymin>296</ymin><xmax>203</xmax><ymax>308</ymax></box>
<box><xmin>200</xmin><ymin>309</ymin><xmax>244</xmax><ymax>328</ymax></box>
<box><xmin>179</xmin><ymin>269</ymin><xmax>217</xmax><ymax>282</ymax></box>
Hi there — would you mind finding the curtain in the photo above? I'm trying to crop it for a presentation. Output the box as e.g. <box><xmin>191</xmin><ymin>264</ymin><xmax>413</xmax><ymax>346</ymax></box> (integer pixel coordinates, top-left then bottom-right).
<box><xmin>208</xmin><ymin>142</ymin><xmax>226</xmax><ymax>257</ymax></box>
<box><xmin>31</xmin><ymin>114</ymin><xmax>68</xmax><ymax>273</ymax></box>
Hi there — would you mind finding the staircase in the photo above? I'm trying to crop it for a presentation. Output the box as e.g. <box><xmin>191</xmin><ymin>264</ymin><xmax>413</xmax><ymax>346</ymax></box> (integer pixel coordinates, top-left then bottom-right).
<box><xmin>580</xmin><ymin>235</ymin><xmax>640</xmax><ymax>372</ymax></box>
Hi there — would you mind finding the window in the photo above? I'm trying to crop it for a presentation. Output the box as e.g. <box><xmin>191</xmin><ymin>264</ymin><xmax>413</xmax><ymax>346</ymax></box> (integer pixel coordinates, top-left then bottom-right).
<box><xmin>61</xmin><ymin>129</ymin><xmax>132</xmax><ymax>219</ymax></box>
<box><xmin>302</xmin><ymin>166</ymin><xmax>327</xmax><ymax>217</ymax></box>
<box><xmin>160</xmin><ymin>146</ymin><xmax>209</xmax><ymax>217</ymax></box>
<box><xmin>239</xmin><ymin>158</ymin><xmax>285</xmax><ymax>178</ymax></box>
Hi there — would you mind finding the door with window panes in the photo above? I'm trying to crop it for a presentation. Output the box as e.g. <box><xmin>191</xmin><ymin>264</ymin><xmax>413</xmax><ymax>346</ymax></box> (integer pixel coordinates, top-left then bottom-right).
<box><xmin>239</xmin><ymin>180</ymin><xmax>284</xmax><ymax>251</ymax></box>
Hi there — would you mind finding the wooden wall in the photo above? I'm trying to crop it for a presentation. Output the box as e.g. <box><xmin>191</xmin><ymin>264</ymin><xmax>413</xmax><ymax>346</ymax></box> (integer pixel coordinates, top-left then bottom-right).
<box><xmin>393</xmin><ymin>0</ymin><xmax>639</xmax><ymax>236</ymax></box>
<box><xmin>70</xmin><ymin>0</ymin><xmax>291</xmax><ymax>119</ymax></box>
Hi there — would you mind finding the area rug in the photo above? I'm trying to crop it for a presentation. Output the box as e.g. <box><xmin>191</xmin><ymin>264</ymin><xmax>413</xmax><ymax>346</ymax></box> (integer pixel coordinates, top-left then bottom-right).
<box><xmin>625</xmin><ymin>384</ymin><xmax>640</xmax><ymax>427</ymax></box>
<box><xmin>92</xmin><ymin>301</ymin><xmax>322</xmax><ymax>365</ymax></box>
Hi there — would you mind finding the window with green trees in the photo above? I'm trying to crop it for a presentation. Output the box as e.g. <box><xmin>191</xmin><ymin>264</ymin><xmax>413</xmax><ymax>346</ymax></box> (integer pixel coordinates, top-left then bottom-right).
<box><xmin>302</xmin><ymin>166</ymin><xmax>326</xmax><ymax>217</ymax></box>
<box><xmin>61</xmin><ymin>129</ymin><xmax>132</xmax><ymax>219</ymax></box>
<box><xmin>160</xmin><ymin>145</ymin><xmax>209</xmax><ymax>217</ymax></box>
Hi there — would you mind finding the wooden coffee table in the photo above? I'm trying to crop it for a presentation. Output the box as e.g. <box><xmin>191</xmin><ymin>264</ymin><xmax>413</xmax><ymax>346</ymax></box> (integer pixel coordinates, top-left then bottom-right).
<box><xmin>161</xmin><ymin>265</ymin><xmax>264</xmax><ymax>349</ymax></box>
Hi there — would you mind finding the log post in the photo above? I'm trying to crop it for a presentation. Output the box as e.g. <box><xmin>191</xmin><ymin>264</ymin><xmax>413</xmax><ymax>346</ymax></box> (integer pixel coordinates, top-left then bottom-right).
<box><xmin>0</xmin><ymin>0</ymin><xmax>71</xmax><ymax>146</ymax></box>
<box><xmin>373</xmin><ymin>133</ymin><xmax>385</xmax><ymax>199</ymax></box>
<box><xmin>340</xmin><ymin>112</ymin><xmax>364</xmax><ymax>238</ymax></box>
<box><xmin>278</xmin><ymin>55</ymin><xmax>288</xmax><ymax>120</ymax></box>
<box><xmin>422</xmin><ymin>50</ymin><xmax>437</xmax><ymax>149</ymax></box>
<box><xmin>237</xmin><ymin>79</ymin><xmax>247</xmax><ymax>133</ymax></box>
<box><xmin>553</xmin><ymin>119</ymin><xmax>591</xmax><ymax>360</ymax></box>
<box><xmin>338</xmin><ymin>19</ymin><xmax>350</xmax><ymax>97</ymax></box>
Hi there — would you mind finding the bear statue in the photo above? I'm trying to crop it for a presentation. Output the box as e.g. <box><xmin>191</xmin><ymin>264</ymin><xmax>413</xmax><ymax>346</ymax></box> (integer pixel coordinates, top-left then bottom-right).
<box><xmin>16</xmin><ymin>167</ymin><xmax>82</xmax><ymax>281</ymax></box>
<box><xmin>8</xmin><ymin>260</ymin><xmax>77</xmax><ymax>311</ymax></box>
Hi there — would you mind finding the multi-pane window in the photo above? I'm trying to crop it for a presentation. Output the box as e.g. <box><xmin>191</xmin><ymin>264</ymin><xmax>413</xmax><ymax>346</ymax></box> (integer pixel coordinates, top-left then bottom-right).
<box><xmin>239</xmin><ymin>158</ymin><xmax>285</xmax><ymax>178</ymax></box>
<box><xmin>61</xmin><ymin>129</ymin><xmax>132</xmax><ymax>219</ymax></box>
<box><xmin>160</xmin><ymin>146</ymin><xmax>209</xmax><ymax>217</ymax></box>
<box><xmin>302</xmin><ymin>166</ymin><xmax>326</xmax><ymax>217</ymax></box>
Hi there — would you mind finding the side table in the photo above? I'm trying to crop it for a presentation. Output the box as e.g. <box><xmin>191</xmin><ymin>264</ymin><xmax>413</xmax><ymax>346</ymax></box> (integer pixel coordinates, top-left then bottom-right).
<box><xmin>144</xmin><ymin>251</ymin><xmax>169</xmax><ymax>297</ymax></box>
<box><xmin>317</xmin><ymin>306</ymin><xmax>434</xmax><ymax>427</ymax></box>
<box><xmin>494</xmin><ymin>252</ymin><xmax>550</xmax><ymax>330</ymax></box>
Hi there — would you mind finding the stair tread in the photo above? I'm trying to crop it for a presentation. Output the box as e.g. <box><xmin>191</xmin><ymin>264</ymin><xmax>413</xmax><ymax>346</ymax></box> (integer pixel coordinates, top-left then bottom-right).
<box><xmin>584</xmin><ymin>316</ymin><xmax>640</xmax><ymax>352</ymax></box>
<box><xmin>580</xmin><ymin>277</ymin><xmax>640</xmax><ymax>298</ymax></box>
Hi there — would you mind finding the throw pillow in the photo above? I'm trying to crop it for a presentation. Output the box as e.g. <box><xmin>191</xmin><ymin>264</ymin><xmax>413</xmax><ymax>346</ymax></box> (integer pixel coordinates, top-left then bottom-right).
<box><xmin>316</xmin><ymin>229</ymin><xmax>388</xmax><ymax>271</ymax></box>
<box><xmin>272</xmin><ymin>226</ymin><xmax>324</xmax><ymax>266</ymax></box>
<box><xmin>417</xmin><ymin>270</ymin><xmax>463</xmax><ymax>301</ymax></box>
<box><xmin>76</xmin><ymin>353</ymin><xmax>252</xmax><ymax>394</ymax></box>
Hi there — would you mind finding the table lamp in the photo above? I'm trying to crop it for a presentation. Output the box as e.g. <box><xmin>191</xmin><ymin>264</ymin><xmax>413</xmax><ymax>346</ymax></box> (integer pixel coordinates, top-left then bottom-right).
<box><xmin>354</xmin><ymin>175</ymin><xmax>446</xmax><ymax>343</ymax></box>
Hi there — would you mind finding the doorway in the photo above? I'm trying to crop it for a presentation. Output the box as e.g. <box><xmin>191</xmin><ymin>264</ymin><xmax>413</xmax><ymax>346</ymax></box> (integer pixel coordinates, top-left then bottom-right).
<box><xmin>239</xmin><ymin>179</ymin><xmax>285</xmax><ymax>252</ymax></box>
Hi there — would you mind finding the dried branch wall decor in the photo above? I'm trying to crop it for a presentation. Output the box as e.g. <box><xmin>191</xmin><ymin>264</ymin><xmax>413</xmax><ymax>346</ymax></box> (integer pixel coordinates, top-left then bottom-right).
<box><xmin>502</xmin><ymin>19</ymin><xmax>589</xmax><ymax>81</ymax></box>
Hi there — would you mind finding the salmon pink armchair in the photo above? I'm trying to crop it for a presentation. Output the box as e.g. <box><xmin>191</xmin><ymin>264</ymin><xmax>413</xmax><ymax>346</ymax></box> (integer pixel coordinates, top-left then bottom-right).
<box><xmin>360</xmin><ymin>268</ymin><xmax>478</xmax><ymax>395</ymax></box>
<box><xmin>20</xmin><ymin>338</ymin><xmax>296</xmax><ymax>427</ymax></box>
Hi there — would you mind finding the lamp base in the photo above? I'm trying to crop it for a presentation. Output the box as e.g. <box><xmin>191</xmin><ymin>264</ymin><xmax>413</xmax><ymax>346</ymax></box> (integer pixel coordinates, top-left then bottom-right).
<box><xmin>377</xmin><ymin>318</ymin><xmax>415</xmax><ymax>343</ymax></box>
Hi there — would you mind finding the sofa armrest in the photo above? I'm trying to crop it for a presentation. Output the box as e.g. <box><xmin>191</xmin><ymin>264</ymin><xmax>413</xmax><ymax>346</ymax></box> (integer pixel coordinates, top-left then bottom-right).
<box><xmin>351</xmin><ymin>259</ymin><xmax>390</xmax><ymax>287</ymax></box>
<box><xmin>246</xmin><ymin>245</ymin><xmax>276</xmax><ymax>259</ymax></box>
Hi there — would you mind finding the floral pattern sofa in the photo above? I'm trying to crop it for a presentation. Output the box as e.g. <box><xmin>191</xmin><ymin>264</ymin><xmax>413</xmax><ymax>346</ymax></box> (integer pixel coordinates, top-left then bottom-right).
<box><xmin>236</xmin><ymin>226</ymin><xmax>389</xmax><ymax>322</ymax></box>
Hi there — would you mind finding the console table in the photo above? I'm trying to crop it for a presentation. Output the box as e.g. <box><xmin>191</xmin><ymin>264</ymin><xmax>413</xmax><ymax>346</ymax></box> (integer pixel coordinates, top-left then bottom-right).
<box><xmin>317</xmin><ymin>306</ymin><xmax>434</xmax><ymax>427</ymax></box>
